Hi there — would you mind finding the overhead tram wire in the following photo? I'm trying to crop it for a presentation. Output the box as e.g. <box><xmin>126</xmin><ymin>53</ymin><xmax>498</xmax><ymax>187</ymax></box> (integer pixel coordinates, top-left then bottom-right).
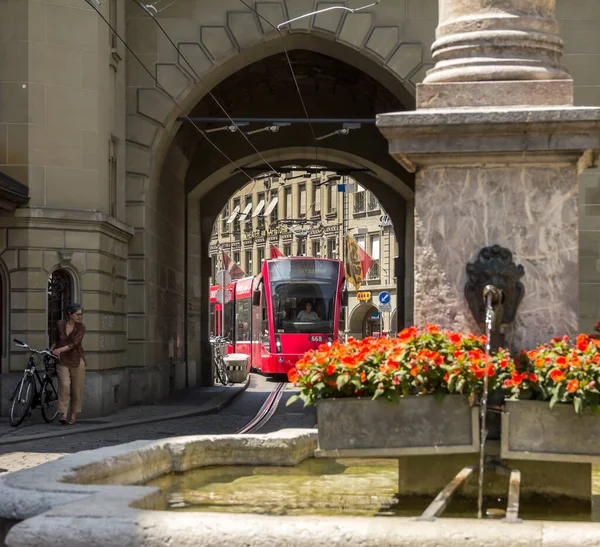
<box><xmin>130</xmin><ymin>0</ymin><xmax>283</xmax><ymax>184</ymax></box>
<box><xmin>82</xmin><ymin>0</ymin><xmax>256</xmax><ymax>186</ymax></box>
<box><xmin>237</xmin><ymin>0</ymin><xmax>320</xmax><ymax>163</ymax></box>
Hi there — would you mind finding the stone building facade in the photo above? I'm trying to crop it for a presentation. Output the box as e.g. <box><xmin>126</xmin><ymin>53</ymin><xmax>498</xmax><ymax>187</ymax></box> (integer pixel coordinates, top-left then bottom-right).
<box><xmin>0</xmin><ymin>0</ymin><xmax>598</xmax><ymax>416</ymax></box>
<box><xmin>210</xmin><ymin>173</ymin><xmax>403</xmax><ymax>340</ymax></box>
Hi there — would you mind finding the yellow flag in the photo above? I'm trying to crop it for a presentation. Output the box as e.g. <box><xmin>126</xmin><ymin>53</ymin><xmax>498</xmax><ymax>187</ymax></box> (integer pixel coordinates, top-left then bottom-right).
<box><xmin>345</xmin><ymin>233</ymin><xmax>364</xmax><ymax>290</ymax></box>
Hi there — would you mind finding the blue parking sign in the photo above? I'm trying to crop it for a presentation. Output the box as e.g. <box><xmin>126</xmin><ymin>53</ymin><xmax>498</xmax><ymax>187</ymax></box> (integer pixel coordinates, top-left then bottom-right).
<box><xmin>378</xmin><ymin>291</ymin><xmax>391</xmax><ymax>306</ymax></box>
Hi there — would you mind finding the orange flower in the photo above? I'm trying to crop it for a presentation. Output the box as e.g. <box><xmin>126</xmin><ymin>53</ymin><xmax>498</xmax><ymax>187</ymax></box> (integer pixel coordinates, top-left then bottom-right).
<box><xmin>360</xmin><ymin>372</ymin><xmax>367</xmax><ymax>383</ymax></box>
<box><xmin>398</xmin><ymin>326</ymin><xmax>418</xmax><ymax>342</ymax></box>
<box><xmin>499</xmin><ymin>359</ymin><xmax>509</xmax><ymax>369</ymax></box>
<box><xmin>555</xmin><ymin>356</ymin><xmax>567</xmax><ymax>369</ymax></box>
<box><xmin>576</xmin><ymin>334</ymin><xmax>589</xmax><ymax>352</ymax></box>
<box><xmin>534</xmin><ymin>358</ymin><xmax>546</xmax><ymax>368</ymax></box>
<box><xmin>425</xmin><ymin>324</ymin><xmax>440</xmax><ymax>334</ymax></box>
<box><xmin>504</xmin><ymin>379</ymin><xmax>513</xmax><ymax>388</ymax></box>
<box><xmin>567</xmin><ymin>379</ymin><xmax>579</xmax><ymax>393</ymax></box>
<box><xmin>410</xmin><ymin>367</ymin><xmax>418</xmax><ymax>377</ymax></box>
<box><xmin>527</xmin><ymin>349</ymin><xmax>539</xmax><ymax>360</ymax></box>
<box><xmin>326</xmin><ymin>364</ymin><xmax>336</xmax><ymax>376</ymax></box>
<box><xmin>529</xmin><ymin>373</ymin><xmax>538</xmax><ymax>383</ymax></box>
<box><xmin>570</xmin><ymin>356</ymin><xmax>581</xmax><ymax>367</ymax></box>
<box><xmin>287</xmin><ymin>368</ymin><xmax>298</xmax><ymax>383</ymax></box>
<box><xmin>549</xmin><ymin>369</ymin><xmax>565</xmax><ymax>382</ymax></box>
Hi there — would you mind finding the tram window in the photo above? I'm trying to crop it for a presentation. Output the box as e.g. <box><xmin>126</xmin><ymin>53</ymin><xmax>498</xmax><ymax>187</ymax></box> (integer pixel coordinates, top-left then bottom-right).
<box><xmin>209</xmin><ymin>303</ymin><xmax>216</xmax><ymax>336</ymax></box>
<box><xmin>261</xmin><ymin>296</ymin><xmax>270</xmax><ymax>351</ymax></box>
<box><xmin>224</xmin><ymin>300</ymin><xmax>234</xmax><ymax>340</ymax></box>
<box><xmin>236</xmin><ymin>298</ymin><xmax>251</xmax><ymax>342</ymax></box>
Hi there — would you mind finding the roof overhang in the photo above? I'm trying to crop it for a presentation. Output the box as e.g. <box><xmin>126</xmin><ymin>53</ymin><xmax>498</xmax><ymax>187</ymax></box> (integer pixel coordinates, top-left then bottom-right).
<box><xmin>0</xmin><ymin>171</ymin><xmax>30</xmax><ymax>211</ymax></box>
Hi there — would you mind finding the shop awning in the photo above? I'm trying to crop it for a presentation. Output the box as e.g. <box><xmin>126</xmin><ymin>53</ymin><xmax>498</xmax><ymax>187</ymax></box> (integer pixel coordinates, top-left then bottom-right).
<box><xmin>237</xmin><ymin>202</ymin><xmax>253</xmax><ymax>222</ymax></box>
<box><xmin>226</xmin><ymin>205</ymin><xmax>241</xmax><ymax>224</ymax></box>
<box><xmin>252</xmin><ymin>199</ymin><xmax>265</xmax><ymax>217</ymax></box>
<box><xmin>263</xmin><ymin>197</ymin><xmax>278</xmax><ymax>216</ymax></box>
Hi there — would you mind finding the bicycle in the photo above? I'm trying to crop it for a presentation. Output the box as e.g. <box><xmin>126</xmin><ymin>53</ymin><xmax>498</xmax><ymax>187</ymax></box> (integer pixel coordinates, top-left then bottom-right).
<box><xmin>9</xmin><ymin>339</ymin><xmax>60</xmax><ymax>427</ymax></box>
<box><xmin>209</xmin><ymin>335</ymin><xmax>230</xmax><ymax>385</ymax></box>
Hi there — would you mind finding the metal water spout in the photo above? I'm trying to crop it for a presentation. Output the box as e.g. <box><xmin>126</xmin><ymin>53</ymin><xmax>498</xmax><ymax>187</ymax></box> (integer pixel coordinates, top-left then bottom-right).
<box><xmin>465</xmin><ymin>245</ymin><xmax>525</xmax><ymax>351</ymax></box>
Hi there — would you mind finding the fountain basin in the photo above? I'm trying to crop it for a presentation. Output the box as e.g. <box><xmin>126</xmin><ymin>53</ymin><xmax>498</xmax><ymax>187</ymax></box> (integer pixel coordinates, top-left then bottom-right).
<box><xmin>2</xmin><ymin>429</ymin><xmax>600</xmax><ymax>546</ymax></box>
<box><xmin>502</xmin><ymin>400</ymin><xmax>600</xmax><ymax>463</ymax></box>
<box><xmin>316</xmin><ymin>395</ymin><xmax>480</xmax><ymax>457</ymax></box>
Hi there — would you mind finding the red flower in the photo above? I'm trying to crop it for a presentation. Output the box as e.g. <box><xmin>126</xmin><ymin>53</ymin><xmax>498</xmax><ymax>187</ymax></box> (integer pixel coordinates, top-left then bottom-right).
<box><xmin>550</xmin><ymin>369</ymin><xmax>565</xmax><ymax>383</ymax></box>
<box><xmin>576</xmin><ymin>334</ymin><xmax>589</xmax><ymax>352</ymax></box>
<box><xmin>504</xmin><ymin>379</ymin><xmax>513</xmax><ymax>388</ymax></box>
<box><xmin>529</xmin><ymin>374</ymin><xmax>538</xmax><ymax>383</ymax></box>
<box><xmin>555</xmin><ymin>356</ymin><xmax>567</xmax><ymax>368</ymax></box>
<box><xmin>449</xmin><ymin>333</ymin><xmax>462</xmax><ymax>345</ymax></box>
<box><xmin>287</xmin><ymin>368</ymin><xmax>298</xmax><ymax>383</ymax></box>
<box><xmin>326</xmin><ymin>364</ymin><xmax>336</xmax><ymax>376</ymax></box>
<box><xmin>567</xmin><ymin>379</ymin><xmax>579</xmax><ymax>393</ymax></box>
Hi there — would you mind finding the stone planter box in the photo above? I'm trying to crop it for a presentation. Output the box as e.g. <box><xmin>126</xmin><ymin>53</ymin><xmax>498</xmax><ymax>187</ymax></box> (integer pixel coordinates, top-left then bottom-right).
<box><xmin>315</xmin><ymin>395</ymin><xmax>480</xmax><ymax>457</ymax></box>
<box><xmin>501</xmin><ymin>400</ymin><xmax>600</xmax><ymax>464</ymax></box>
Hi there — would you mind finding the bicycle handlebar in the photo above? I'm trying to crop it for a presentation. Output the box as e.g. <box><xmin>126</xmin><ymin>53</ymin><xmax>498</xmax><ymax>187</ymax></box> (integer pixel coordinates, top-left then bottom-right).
<box><xmin>13</xmin><ymin>338</ymin><xmax>56</xmax><ymax>359</ymax></box>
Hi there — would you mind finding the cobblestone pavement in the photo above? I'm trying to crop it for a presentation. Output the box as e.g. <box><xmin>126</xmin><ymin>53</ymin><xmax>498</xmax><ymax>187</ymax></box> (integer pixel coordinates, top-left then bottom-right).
<box><xmin>0</xmin><ymin>374</ymin><xmax>314</xmax><ymax>476</ymax></box>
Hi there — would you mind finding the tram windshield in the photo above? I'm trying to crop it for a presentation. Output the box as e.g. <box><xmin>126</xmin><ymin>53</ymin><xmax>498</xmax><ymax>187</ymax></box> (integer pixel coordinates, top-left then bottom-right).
<box><xmin>268</xmin><ymin>259</ymin><xmax>339</xmax><ymax>334</ymax></box>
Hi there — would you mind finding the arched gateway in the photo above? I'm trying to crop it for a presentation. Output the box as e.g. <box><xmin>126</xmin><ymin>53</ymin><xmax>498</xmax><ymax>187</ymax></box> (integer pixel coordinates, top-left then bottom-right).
<box><xmin>0</xmin><ymin>0</ymin><xmax>598</xmax><ymax>416</ymax></box>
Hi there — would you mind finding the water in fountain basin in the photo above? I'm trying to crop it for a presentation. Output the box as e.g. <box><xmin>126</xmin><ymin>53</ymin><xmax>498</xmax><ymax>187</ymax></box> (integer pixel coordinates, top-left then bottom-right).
<box><xmin>143</xmin><ymin>458</ymin><xmax>600</xmax><ymax>521</ymax></box>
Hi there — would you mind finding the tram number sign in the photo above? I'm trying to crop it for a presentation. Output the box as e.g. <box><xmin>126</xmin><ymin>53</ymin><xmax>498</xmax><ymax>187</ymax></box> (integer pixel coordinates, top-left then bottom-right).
<box><xmin>309</xmin><ymin>335</ymin><xmax>325</xmax><ymax>343</ymax></box>
<box><xmin>357</xmin><ymin>291</ymin><xmax>371</xmax><ymax>302</ymax></box>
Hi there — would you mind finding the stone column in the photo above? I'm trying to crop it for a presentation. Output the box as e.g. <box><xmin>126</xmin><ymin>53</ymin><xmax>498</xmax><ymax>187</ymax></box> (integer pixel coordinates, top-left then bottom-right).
<box><xmin>378</xmin><ymin>0</ymin><xmax>600</xmax><ymax>351</ymax></box>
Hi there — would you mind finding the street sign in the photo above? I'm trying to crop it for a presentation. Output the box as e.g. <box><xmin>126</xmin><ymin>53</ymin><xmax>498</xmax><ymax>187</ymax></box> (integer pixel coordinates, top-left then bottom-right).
<box><xmin>378</xmin><ymin>291</ymin><xmax>391</xmax><ymax>306</ymax></box>
<box><xmin>216</xmin><ymin>269</ymin><xmax>232</xmax><ymax>287</ymax></box>
<box><xmin>379</xmin><ymin>303</ymin><xmax>392</xmax><ymax>313</ymax></box>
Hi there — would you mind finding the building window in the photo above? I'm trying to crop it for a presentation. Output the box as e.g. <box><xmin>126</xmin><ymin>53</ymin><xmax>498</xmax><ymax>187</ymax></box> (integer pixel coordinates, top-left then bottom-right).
<box><xmin>232</xmin><ymin>198</ymin><xmax>241</xmax><ymax>234</ymax></box>
<box><xmin>367</xmin><ymin>192</ymin><xmax>379</xmax><ymax>212</ymax></box>
<box><xmin>284</xmin><ymin>244</ymin><xmax>292</xmax><ymax>256</ymax></box>
<box><xmin>313</xmin><ymin>182</ymin><xmax>321</xmax><ymax>215</ymax></box>
<box><xmin>48</xmin><ymin>269</ymin><xmax>74</xmax><ymax>346</ymax></box>
<box><xmin>269</xmin><ymin>190</ymin><xmax>278</xmax><ymax>224</ymax></box>
<box><xmin>221</xmin><ymin>203</ymin><xmax>230</xmax><ymax>233</ymax></box>
<box><xmin>233</xmin><ymin>251</ymin><xmax>240</xmax><ymax>265</ymax></box>
<box><xmin>327</xmin><ymin>183</ymin><xmax>337</xmax><ymax>213</ymax></box>
<box><xmin>109</xmin><ymin>136</ymin><xmax>119</xmax><ymax>218</ymax></box>
<box><xmin>369</xmin><ymin>235</ymin><xmax>380</xmax><ymax>280</ymax></box>
<box><xmin>245</xmin><ymin>251</ymin><xmax>252</xmax><ymax>275</ymax></box>
<box><xmin>258</xmin><ymin>247</ymin><xmax>265</xmax><ymax>268</ymax></box>
<box><xmin>312</xmin><ymin>240</ymin><xmax>321</xmax><ymax>258</ymax></box>
<box><xmin>298</xmin><ymin>184</ymin><xmax>306</xmax><ymax>218</ymax></box>
<box><xmin>327</xmin><ymin>238</ymin><xmax>337</xmax><ymax>259</ymax></box>
<box><xmin>354</xmin><ymin>185</ymin><xmax>365</xmax><ymax>214</ymax></box>
<box><xmin>297</xmin><ymin>238</ymin><xmax>306</xmax><ymax>256</ymax></box>
<box><xmin>284</xmin><ymin>187</ymin><xmax>292</xmax><ymax>218</ymax></box>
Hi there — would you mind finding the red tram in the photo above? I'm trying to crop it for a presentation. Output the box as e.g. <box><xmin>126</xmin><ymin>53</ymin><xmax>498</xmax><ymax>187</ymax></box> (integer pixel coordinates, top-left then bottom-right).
<box><xmin>210</xmin><ymin>257</ymin><xmax>345</xmax><ymax>375</ymax></box>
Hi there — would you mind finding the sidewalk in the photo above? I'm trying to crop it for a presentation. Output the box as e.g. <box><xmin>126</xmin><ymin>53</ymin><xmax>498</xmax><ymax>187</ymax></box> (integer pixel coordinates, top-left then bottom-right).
<box><xmin>0</xmin><ymin>377</ymin><xmax>250</xmax><ymax>446</ymax></box>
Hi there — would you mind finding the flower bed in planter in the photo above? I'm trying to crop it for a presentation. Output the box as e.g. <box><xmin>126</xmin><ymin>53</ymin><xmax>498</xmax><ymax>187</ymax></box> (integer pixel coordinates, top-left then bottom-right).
<box><xmin>500</xmin><ymin>329</ymin><xmax>600</xmax><ymax>463</ymax></box>
<box><xmin>501</xmin><ymin>399</ymin><xmax>600</xmax><ymax>463</ymax></box>
<box><xmin>287</xmin><ymin>325</ymin><xmax>512</xmax><ymax>456</ymax></box>
<box><xmin>316</xmin><ymin>395</ymin><xmax>479</xmax><ymax>457</ymax></box>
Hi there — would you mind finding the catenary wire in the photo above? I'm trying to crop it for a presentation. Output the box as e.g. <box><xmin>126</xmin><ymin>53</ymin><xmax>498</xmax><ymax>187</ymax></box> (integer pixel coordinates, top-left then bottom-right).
<box><xmin>82</xmin><ymin>0</ymin><xmax>256</xmax><ymax>184</ymax></box>
<box><xmin>236</xmin><ymin>0</ymin><xmax>319</xmax><ymax>163</ymax></box>
<box><xmin>130</xmin><ymin>0</ymin><xmax>283</xmax><ymax>183</ymax></box>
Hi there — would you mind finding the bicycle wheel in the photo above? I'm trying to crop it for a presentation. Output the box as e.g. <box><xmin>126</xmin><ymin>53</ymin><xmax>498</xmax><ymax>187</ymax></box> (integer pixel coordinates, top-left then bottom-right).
<box><xmin>40</xmin><ymin>375</ymin><xmax>59</xmax><ymax>423</ymax></box>
<box><xmin>10</xmin><ymin>376</ymin><xmax>34</xmax><ymax>427</ymax></box>
<box><xmin>214</xmin><ymin>356</ymin><xmax>229</xmax><ymax>385</ymax></box>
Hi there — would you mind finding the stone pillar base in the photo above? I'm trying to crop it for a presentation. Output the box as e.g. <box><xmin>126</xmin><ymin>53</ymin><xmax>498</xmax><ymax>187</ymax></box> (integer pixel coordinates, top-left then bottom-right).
<box><xmin>417</xmin><ymin>80</ymin><xmax>573</xmax><ymax>109</ymax></box>
<box><xmin>398</xmin><ymin>454</ymin><xmax>591</xmax><ymax>501</ymax></box>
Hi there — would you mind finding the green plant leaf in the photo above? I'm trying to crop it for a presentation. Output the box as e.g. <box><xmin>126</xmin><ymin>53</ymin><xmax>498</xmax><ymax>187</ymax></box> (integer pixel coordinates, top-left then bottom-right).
<box><xmin>286</xmin><ymin>394</ymin><xmax>300</xmax><ymax>407</ymax></box>
<box><xmin>549</xmin><ymin>392</ymin><xmax>560</xmax><ymax>410</ymax></box>
<box><xmin>336</xmin><ymin>374</ymin><xmax>350</xmax><ymax>390</ymax></box>
<box><xmin>574</xmin><ymin>397</ymin><xmax>584</xmax><ymax>415</ymax></box>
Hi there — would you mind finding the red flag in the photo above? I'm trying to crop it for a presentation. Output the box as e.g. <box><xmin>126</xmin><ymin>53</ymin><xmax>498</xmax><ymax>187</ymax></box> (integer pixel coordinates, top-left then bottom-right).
<box><xmin>270</xmin><ymin>244</ymin><xmax>284</xmax><ymax>258</ymax></box>
<box><xmin>222</xmin><ymin>250</ymin><xmax>246</xmax><ymax>280</ymax></box>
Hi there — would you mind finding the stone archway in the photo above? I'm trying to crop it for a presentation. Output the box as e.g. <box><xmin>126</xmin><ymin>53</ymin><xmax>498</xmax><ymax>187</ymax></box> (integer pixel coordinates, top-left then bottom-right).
<box><xmin>124</xmin><ymin>9</ymin><xmax>423</xmax><ymax>386</ymax></box>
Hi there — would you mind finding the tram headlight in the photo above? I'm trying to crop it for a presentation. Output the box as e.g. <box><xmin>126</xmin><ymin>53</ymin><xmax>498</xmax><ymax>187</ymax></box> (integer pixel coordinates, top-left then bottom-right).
<box><xmin>275</xmin><ymin>335</ymin><xmax>282</xmax><ymax>353</ymax></box>
<box><xmin>327</xmin><ymin>335</ymin><xmax>333</xmax><ymax>346</ymax></box>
